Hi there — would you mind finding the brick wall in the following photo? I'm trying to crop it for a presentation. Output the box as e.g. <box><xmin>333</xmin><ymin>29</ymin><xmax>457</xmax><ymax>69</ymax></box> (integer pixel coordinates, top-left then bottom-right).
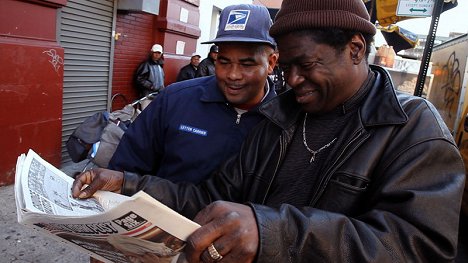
<box><xmin>111</xmin><ymin>1</ymin><xmax>201</xmax><ymax>112</ymax></box>
<box><xmin>111</xmin><ymin>12</ymin><xmax>154</xmax><ymax>111</ymax></box>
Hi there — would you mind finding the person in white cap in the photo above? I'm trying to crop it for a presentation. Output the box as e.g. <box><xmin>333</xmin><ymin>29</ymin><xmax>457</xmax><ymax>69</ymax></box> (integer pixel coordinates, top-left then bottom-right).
<box><xmin>176</xmin><ymin>52</ymin><xmax>201</xmax><ymax>82</ymax></box>
<box><xmin>135</xmin><ymin>43</ymin><xmax>165</xmax><ymax>109</ymax></box>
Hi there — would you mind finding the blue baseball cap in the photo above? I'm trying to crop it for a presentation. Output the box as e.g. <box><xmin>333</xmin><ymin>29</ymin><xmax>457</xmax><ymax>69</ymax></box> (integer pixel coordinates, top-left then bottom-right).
<box><xmin>202</xmin><ymin>4</ymin><xmax>276</xmax><ymax>48</ymax></box>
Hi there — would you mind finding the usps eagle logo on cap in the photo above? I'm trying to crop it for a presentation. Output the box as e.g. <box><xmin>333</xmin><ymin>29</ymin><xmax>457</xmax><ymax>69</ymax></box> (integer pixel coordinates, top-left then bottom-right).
<box><xmin>225</xmin><ymin>10</ymin><xmax>250</xmax><ymax>31</ymax></box>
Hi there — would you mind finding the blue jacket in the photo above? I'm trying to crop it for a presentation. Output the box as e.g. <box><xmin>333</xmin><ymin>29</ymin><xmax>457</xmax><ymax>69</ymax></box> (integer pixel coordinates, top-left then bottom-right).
<box><xmin>109</xmin><ymin>75</ymin><xmax>276</xmax><ymax>183</ymax></box>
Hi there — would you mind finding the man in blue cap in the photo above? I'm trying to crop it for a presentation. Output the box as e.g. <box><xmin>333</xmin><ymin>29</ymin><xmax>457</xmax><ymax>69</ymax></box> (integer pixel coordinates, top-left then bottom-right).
<box><xmin>106</xmin><ymin>4</ymin><xmax>278</xmax><ymax>184</ymax></box>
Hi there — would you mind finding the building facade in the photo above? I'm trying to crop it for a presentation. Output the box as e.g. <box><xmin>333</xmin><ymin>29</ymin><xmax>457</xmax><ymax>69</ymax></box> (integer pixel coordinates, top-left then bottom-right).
<box><xmin>0</xmin><ymin>0</ymin><xmax>203</xmax><ymax>184</ymax></box>
<box><xmin>0</xmin><ymin>0</ymin><xmax>259</xmax><ymax>185</ymax></box>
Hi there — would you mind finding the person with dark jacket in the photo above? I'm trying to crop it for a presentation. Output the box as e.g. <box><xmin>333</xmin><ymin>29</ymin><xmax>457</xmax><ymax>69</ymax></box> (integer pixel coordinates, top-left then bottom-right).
<box><xmin>135</xmin><ymin>44</ymin><xmax>165</xmax><ymax>97</ymax></box>
<box><xmin>135</xmin><ymin>44</ymin><xmax>165</xmax><ymax>109</ymax></box>
<box><xmin>176</xmin><ymin>53</ymin><xmax>201</xmax><ymax>82</ymax></box>
<box><xmin>107</xmin><ymin>4</ymin><xmax>278</xmax><ymax>184</ymax></box>
<box><xmin>73</xmin><ymin>1</ymin><xmax>466</xmax><ymax>262</ymax></box>
<box><xmin>195</xmin><ymin>45</ymin><xmax>217</xmax><ymax>77</ymax></box>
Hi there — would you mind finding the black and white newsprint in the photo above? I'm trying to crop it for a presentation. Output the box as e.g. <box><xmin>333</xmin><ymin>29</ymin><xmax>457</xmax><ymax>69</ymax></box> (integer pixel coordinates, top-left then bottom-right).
<box><xmin>15</xmin><ymin>149</ymin><xmax>199</xmax><ymax>263</ymax></box>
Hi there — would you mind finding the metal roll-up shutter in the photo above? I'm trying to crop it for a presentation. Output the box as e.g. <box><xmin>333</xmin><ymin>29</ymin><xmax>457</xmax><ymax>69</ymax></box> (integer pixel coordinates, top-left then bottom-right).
<box><xmin>59</xmin><ymin>0</ymin><xmax>115</xmax><ymax>164</ymax></box>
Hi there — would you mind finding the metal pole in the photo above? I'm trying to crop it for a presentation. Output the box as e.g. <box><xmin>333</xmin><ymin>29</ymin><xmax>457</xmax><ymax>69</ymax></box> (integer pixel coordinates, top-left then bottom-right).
<box><xmin>413</xmin><ymin>0</ymin><xmax>445</xmax><ymax>97</ymax></box>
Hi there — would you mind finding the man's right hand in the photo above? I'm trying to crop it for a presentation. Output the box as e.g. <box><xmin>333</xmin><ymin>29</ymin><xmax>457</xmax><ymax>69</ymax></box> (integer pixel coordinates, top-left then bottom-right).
<box><xmin>71</xmin><ymin>168</ymin><xmax>124</xmax><ymax>199</ymax></box>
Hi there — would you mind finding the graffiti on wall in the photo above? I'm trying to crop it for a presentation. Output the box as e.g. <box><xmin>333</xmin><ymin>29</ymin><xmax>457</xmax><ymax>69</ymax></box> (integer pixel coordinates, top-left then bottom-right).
<box><xmin>43</xmin><ymin>49</ymin><xmax>64</xmax><ymax>73</ymax></box>
<box><xmin>439</xmin><ymin>52</ymin><xmax>462</xmax><ymax>118</ymax></box>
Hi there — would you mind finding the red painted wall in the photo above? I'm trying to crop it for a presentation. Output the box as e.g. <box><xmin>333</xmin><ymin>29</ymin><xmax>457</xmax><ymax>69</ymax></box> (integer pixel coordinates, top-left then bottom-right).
<box><xmin>0</xmin><ymin>0</ymin><xmax>65</xmax><ymax>185</ymax></box>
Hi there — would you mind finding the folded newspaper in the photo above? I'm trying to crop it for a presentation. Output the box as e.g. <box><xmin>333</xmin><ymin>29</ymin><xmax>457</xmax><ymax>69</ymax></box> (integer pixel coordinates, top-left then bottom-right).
<box><xmin>14</xmin><ymin>149</ymin><xmax>200</xmax><ymax>263</ymax></box>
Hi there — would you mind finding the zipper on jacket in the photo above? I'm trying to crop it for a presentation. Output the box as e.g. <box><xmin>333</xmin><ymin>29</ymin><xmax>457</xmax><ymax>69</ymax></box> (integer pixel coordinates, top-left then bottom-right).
<box><xmin>261</xmin><ymin>133</ymin><xmax>288</xmax><ymax>204</ymax></box>
<box><xmin>236</xmin><ymin>113</ymin><xmax>241</xmax><ymax>124</ymax></box>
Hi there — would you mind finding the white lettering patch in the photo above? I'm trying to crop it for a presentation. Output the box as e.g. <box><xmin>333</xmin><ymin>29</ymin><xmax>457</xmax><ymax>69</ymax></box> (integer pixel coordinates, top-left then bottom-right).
<box><xmin>179</xmin><ymin>124</ymin><xmax>208</xmax><ymax>136</ymax></box>
<box><xmin>225</xmin><ymin>10</ymin><xmax>250</xmax><ymax>31</ymax></box>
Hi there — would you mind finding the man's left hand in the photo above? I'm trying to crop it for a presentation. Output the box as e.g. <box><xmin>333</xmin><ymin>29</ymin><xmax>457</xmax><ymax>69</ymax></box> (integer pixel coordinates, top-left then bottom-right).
<box><xmin>184</xmin><ymin>201</ymin><xmax>259</xmax><ymax>263</ymax></box>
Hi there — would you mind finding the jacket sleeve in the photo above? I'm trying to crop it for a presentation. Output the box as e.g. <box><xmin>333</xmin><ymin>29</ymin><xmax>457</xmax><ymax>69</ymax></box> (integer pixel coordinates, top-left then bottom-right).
<box><xmin>135</xmin><ymin>62</ymin><xmax>153</xmax><ymax>90</ymax></box>
<box><xmin>176</xmin><ymin>66</ymin><xmax>188</xmax><ymax>82</ymax></box>
<box><xmin>108</xmin><ymin>89</ymin><xmax>167</xmax><ymax>174</ymax></box>
<box><xmin>251</xmin><ymin>138</ymin><xmax>465</xmax><ymax>263</ymax></box>
<box><xmin>120</xmin><ymin>137</ymin><xmax>254</xmax><ymax>220</ymax></box>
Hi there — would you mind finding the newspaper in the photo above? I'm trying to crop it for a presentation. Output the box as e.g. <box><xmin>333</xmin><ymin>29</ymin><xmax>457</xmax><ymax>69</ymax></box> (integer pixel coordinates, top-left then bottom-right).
<box><xmin>14</xmin><ymin>149</ymin><xmax>200</xmax><ymax>263</ymax></box>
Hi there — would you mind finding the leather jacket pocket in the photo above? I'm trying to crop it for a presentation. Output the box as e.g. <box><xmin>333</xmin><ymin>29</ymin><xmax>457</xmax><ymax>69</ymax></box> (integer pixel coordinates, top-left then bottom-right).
<box><xmin>332</xmin><ymin>173</ymin><xmax>369</xmax><ymax>190</ymax></box>
<box><xmin>316</xmin><ymin>173</ymin><xmax>369</xmax><ymax>216</ymax></box>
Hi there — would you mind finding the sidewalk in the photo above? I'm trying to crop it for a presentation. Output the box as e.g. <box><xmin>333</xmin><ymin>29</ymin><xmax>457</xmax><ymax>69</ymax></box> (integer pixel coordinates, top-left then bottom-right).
<box><xmin>0</xmin><ymin>160</ymin><xmax>91</xmax><ymax>263</ymax></box>
<box><xmin>0</xmin><ymin>185</ymin><xmax>88</xmax><ymax>262</ymax></box>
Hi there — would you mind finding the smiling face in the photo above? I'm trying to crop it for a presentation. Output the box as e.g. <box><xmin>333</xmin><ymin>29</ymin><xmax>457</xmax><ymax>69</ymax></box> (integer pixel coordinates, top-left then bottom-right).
<box><xmin>277</xmin><ymin>31</ymin><xmax>367</xmax><ymax>114</ymax></box>
<box><xmin>215</xmin><ymin>42</ymin><xmax>277</xmax><ymax>110</ymax></box>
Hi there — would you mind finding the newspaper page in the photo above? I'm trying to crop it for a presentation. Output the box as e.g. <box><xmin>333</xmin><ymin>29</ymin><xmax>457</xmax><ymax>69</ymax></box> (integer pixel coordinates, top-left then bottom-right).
<box><xmin>17</xmin><ymin>149</ymin><xmax>128</xmax><ymax>219</ymax></box>
<box><xmin>15</xmin><ymin>149</ymin><xmax>200</xmax><ymax>263</ymax></box>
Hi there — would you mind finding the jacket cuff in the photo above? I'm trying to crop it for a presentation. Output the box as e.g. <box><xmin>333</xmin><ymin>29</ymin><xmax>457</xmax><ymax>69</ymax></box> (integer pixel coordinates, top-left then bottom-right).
<box><xmin>122</xmin><ymin>171</ymin><xmax>141</xmax><ymax>196</ymax></box>
<box><xmin>249</xmin><ymin>203</ymin><xmax>283</xmax><ymax>263</ymax></box>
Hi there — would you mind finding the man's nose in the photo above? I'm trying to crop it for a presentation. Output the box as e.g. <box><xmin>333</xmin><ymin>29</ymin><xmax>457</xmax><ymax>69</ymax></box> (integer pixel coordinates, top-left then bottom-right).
<box><xmin>227</xmin><ymin>64</ymin><xmax>242</xmax><ymax>80</ymax></box>
<box><xmin>286</xmin><ymin>67</ymin><xmax>304</xmax><ymax>88</ymax></box>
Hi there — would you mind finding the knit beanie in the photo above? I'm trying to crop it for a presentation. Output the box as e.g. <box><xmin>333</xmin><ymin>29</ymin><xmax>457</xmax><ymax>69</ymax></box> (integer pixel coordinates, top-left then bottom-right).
<box><xmin>269</xmin><ymin>0</ymin><xmax>376</xmax><ymax>38</ymax></box>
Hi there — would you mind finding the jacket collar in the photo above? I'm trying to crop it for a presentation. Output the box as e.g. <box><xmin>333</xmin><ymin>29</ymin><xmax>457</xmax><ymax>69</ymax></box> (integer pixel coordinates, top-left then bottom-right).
<box><xmin>260</xmin><ymin>65</ymin><xmax>408</xmax><ymax>129</ymax></box>
<box><xmin>361</xmin><ymin>65</ymin><xmax>408</xmax><ymax>127</ymax></box>
<box><xmin>200</xmin><ymin>76</ymin><xmax>277</xmax><ymax>110</ymax></box>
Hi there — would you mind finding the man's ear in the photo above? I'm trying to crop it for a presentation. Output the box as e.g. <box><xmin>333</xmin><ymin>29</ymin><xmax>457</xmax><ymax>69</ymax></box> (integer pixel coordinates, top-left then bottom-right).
<box><xmin>268</xmin><ymin>51</ymin><xmax>279</xmax><ymax>74</ymax></box>
<box><xmin>349</xmin><ymin>33</ymin><xmax>366</xmax><ymax>64</ymax></box>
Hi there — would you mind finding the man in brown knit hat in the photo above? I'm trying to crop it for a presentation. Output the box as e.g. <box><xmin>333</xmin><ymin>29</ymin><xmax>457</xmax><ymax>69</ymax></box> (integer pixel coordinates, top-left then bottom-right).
<box><xmin>73</xmin><ymin>0</ymin><xmax>466</xmax><ymax>262</ymax></box>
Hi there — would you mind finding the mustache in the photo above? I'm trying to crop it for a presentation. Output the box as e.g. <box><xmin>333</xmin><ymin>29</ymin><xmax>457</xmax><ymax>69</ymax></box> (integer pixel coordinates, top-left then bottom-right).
<box><xmin>224</xmin><ymin>82</ymin><xmax>244</xmax><ymax>88</ymax></box>
<box><xmin>292</xmin><ymin>84</ymin><xmax>319</xmax><ymax>96</ymax></box>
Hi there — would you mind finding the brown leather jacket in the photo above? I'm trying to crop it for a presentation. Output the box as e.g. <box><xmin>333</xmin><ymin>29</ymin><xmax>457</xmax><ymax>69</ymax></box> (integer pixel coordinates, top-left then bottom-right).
<box><xmin>123</xmin><ymin>66</ymin><xmax>465</xmax><ymax>262</ymax></box>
